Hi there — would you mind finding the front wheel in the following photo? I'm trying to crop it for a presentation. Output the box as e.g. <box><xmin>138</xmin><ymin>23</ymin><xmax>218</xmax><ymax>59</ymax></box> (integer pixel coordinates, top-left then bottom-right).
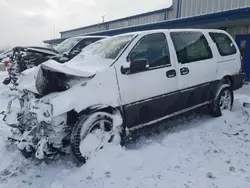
<box><xmin>70</xmin><ymin>112</ymin><xmax>117</xmax><ymax>164</ymax></box>
<box><xmin>210</xmin><ymin>84</ymin><xmax>234</xmax><ymax>117</ymax></box>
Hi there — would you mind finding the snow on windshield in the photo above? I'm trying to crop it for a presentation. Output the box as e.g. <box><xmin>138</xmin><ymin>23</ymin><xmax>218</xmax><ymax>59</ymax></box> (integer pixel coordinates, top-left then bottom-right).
<box><xmin>55</xmin><ymin>38</ymin><xmax>82</xmax><ymax>54</ymax></box>
<box><xmin>81</xmin><ymin>34</ymin><xmax>135</xmax><ymax>60</ymax></box>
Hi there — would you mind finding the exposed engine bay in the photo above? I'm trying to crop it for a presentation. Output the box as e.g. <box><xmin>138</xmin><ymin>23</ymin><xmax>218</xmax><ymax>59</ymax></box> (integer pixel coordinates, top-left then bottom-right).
<box><xmin>1</xmin><ymin>67</ymin><xmax>88</xmax><ymax>161</ymax></box>
<box><xmin>36</xmin><ymin>69</ymin><xmax>88</xmax><ymax>96</ymax></box>
<box><xmin>2</xmin><ymin>46</ymin><xmax>68</xmax><ymax>87</ymax></box>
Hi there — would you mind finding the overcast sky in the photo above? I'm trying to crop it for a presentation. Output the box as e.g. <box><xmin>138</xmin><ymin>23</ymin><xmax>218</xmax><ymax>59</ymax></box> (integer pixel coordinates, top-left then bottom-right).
<box><xmin>0</xmin><ymin>0</ymin><xmax>172</xmax><ymax>48</ymax></box>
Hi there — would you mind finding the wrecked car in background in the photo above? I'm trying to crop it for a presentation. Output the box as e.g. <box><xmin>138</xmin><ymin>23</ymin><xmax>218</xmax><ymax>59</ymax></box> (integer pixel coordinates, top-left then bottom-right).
<box><xmin>0</xmin><ymin>50</ymin><xmax>12</xmax><ymax>71</ymax></box>
<box><xmin>2</xmin><ymin>36</ymin><xmax>106</xmax><ymax>85</ymax></box>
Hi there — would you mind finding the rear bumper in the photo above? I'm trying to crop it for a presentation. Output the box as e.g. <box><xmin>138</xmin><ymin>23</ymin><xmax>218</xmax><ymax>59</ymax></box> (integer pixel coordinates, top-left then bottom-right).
<box><xmin>231</xmin><ymin>73</ymin><xmax>246</xmax><ymax>90</ymax></box>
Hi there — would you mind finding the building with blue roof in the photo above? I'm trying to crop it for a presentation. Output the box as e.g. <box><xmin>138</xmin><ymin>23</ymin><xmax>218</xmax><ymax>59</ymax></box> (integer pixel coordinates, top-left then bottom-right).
<box><xmin>44</xmin><ymin>0</ymin><xmax>250</xmax><ymax>80</ymax></box>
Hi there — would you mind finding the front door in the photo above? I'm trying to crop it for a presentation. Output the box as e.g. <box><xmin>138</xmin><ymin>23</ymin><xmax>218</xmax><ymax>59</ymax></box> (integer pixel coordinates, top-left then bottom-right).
<box><xmin>235</xmin><ymin>34</ymin><xmax>250</xmax><ymax>81</ymax></box>
<box><xmin>116</xmin><ymin>32</ymin><xmax>179</xmax><ymax>128</ymax></box>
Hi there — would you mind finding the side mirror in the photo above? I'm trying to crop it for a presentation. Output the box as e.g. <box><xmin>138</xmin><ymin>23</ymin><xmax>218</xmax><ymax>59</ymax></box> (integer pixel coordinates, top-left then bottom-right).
<box><xmin>129</xmin><ymin>58</ymin><xmax>148</xmax><ymax>74</ymax></box>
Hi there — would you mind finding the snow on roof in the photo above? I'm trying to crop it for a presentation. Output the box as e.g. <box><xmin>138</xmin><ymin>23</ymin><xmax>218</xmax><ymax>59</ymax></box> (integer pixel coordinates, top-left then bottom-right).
<box><xmin>114</xmin><ymin>28</ymin><xmax>227</xmax><ymax>37</ymax></box>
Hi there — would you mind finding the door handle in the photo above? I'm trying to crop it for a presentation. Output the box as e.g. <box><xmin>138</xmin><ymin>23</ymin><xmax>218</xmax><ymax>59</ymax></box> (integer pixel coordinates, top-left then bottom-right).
<box><xmin>166</xmin><ymin>70</ymin><xmax>176</xmax><ymax>78</ymax></box>
<box><xmin>180</xmin><ymin>67</ymin><xmax>189</xmax><ymax>75</ymax></box>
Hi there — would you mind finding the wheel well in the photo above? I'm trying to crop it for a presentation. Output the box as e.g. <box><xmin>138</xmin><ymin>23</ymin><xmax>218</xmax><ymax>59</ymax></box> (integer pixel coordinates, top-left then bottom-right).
<box><xmin>67</xmin><ymin>106</ymin><xmax>123</xmax><ymax>127</ymax></box>
<box><xmin>222</xmin><ymin>76</ymin><xmax>233</xmax><ymax>87</ymax></box>
<box><xmin>67</xmin><ymin>110</ymin><xmax>79</xmax><ymax>127</ymax></box>
<box><xmin>81</xmin><ymin>105</ymin><xmax>119</xmax><ymax>115</ymax></box>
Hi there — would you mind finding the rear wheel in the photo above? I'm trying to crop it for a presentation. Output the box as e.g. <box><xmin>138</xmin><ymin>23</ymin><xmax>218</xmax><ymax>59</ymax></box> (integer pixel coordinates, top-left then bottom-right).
<box><xmin>70</xmin><ymin>112</ymin><xmax>115</xmax><ymax>164</ymax></box>
<box><xmin>210</xmin><ymin>85</ymin><xmax>234</xmax><ymax>117</ymax></box>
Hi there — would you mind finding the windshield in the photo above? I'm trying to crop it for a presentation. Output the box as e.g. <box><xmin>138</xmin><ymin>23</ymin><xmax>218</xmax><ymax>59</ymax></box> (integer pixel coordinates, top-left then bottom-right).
<box><xmin>81</xmin><ymin>34</ymin><xmax>135</xmax><ymax>60</ymax></box>
<box><xmin>0</xmin><ymin>50</ymin><xmax>12</xmax><ymax>59</ymax></box>
<box><xmin>55</xmin><ymin>37</ymin><xmax>82</xmax><ymax>54</ymax></box>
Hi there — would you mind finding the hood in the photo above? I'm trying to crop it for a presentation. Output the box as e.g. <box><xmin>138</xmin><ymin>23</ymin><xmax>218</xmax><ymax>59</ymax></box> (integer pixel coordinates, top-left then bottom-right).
<box><xmin>12</xmin><ymin>46</ymin><xmax>59</xmax><ymax>57</ymax></box>
<box><xmin>17</xmin><ymin>53</ymin><xmax>114</xmax><ymax>95</ymax></box>
<box><xmin>40</xmin><ymin>52</ymin><xmax>114</xmax><ymax>77</ymax></box>
<box><xmin>25</xmin><ymin>47</ymin><xmax>59</xmax><ymax>56</ymax></box>
<box><xmin>40</xmin><ymin>60</ymin><xmax>95</xmax><ymax>77</ymax></box>
<box><xmin>17</xmin><ymin>64</ymin><xmax>92</xmax><ymax>96</ymax></box>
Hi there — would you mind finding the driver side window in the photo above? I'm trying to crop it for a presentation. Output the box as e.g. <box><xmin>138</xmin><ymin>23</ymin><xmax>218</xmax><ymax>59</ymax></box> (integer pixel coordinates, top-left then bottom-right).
<box><xmin>129</xmin><ymin>33</ymin><xmax>171</xmax><ymax>69</ymax></box>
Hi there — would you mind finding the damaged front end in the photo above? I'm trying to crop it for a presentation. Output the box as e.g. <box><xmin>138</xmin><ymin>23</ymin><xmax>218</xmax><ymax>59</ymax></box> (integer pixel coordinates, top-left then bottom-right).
<box><xmin>2</xmin><ymin>67</ymin><xmax>90</xmax><ymax>161</ymax></box>
<box><xmin>2</xmin><ymin>89</ymin><xmax>71</xmax><ymax>160</ymax></box>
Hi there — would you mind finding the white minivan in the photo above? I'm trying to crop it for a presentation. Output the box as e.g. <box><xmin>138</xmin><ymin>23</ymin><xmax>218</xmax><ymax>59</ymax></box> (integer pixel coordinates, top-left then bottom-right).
<box><xmin>4</xmin><ymin>29</ymin><xmax>245</xmax><ymax>163</ymax></box>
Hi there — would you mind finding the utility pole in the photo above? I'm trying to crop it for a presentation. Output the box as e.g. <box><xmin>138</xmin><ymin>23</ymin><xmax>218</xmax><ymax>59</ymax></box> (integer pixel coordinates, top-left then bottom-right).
<box><xmin>53</xmin><ymin>24</ymin><xmax>56</xmax><ymax>39</ymax></box>
<box><xmin>101</xmin><ymin>15</ymin><xmax>106</xmax><ymax>23</ymax></box>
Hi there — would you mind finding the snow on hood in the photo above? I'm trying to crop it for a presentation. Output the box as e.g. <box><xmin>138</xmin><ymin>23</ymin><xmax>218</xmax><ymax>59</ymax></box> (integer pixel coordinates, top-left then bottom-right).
<box><xmin>17</xmin><ymin>54</ymin><xmax>114</xmax><ymax>94</ymax></box>
<box><xmin>40</xmin><ymin>60</ymin><xmax>95</xmax><ymax>77</ymax></box>
<box><xmin>40</xmin><ymin>53</ymin><xmax>114</xmax><ymax>77</ymax></box>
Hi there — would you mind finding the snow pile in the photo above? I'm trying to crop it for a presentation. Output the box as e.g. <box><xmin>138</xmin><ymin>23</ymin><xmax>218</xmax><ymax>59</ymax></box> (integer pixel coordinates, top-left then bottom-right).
<box><xmin>51</xmin><ymin>100</ymin><xmax>250</xmax><ymax>188</ymax></box>
<box><xmin>0</xmin><ymin>85</ymin><xmax>250</xmax><ymax>187</ymax></box>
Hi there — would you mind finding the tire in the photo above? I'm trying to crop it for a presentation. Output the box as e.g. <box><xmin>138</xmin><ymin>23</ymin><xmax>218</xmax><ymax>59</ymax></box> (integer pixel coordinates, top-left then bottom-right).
<box><xmin>70</xmin><ymin>112</ymin><xmax>114</xmax><ymax>164</ymax></box>
<box><xmin>210</xmin><ymin>84</ymin><xmax>234</xmax><ymax>117</ymax></box>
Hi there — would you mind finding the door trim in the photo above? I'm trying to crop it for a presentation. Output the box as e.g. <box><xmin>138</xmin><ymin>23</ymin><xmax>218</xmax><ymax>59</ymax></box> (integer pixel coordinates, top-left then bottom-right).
<box><xmin>123</xmin><ymin>82</ymin><xmax>212</xmax><ymax>107</ymax></box>
<box><xmin>128</xmin><ymin>101</ymin><xmax>210</xmax><ymax>131</ymax></box>
<box><xmin>217</xmin><ymin>59</ymin><xmax>236</xmax><ymax>64</ymax></box>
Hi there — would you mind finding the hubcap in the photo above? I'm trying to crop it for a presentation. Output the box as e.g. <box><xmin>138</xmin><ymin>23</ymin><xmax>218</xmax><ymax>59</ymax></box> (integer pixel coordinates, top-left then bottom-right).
<box><xmin>219</xmin><ymin>90</ymin><xmax>232</xmax><ymax>111</ymax></box>
<box><xmin>80</xmin><ymin>119</ymin><xmax>112</xmax><ymax>158</ymax></box>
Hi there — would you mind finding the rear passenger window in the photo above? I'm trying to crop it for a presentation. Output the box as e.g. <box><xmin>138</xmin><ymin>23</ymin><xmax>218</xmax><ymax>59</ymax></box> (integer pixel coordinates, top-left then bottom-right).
<box><xmin>171</xmin><ymin>32</ymin><xmax>213</xmax><ymax>64</ymax></box>
<box><xmin>209</xmin><ymin>32</ymin><xmax>237</xmax><ymax>56</ymax></box>
<box><xmin>130</xmin><ymin>33</ymin><xmax>171</xmax><ymax>68</ymax></box>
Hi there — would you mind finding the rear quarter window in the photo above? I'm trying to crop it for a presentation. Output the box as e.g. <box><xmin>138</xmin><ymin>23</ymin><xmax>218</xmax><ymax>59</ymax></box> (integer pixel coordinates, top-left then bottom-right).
<box><xmin>209</xmin><ymin>32</ymin><xmax>237</xmax><ymax>56</ymax></box>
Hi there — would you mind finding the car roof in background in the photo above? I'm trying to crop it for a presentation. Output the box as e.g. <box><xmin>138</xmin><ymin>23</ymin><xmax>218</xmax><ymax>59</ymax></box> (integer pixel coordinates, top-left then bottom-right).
<box><xmin>70</xmin><ymin>35</ymin><xmax>108</xmax><ymax>40</ymax></box>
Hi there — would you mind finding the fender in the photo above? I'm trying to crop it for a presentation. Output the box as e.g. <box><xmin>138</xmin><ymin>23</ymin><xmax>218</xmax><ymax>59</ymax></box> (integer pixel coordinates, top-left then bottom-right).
<box><xmin>216</xmin><ymin>70</ymin><xmax>245</xmax><ymax>90</ymax></box>
<box><xmin>79</xmin><ymin>104</ymin><xmax>122</xmax><ymax>116</ymax></box>
<box><xmin>77</xmin><ymin>105</ymin><xmax>124</xmax><ymax>129</ymax></box>
<box><xmin>216</xmin><ymin>70</ymin><xmax>233</xmax><ymax>81</ymax></box>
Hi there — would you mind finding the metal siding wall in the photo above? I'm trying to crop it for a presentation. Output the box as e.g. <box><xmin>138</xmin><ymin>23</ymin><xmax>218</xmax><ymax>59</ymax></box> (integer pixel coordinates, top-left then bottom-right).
<box><xmin>180</xmin><ymin>0</ymin><xmax>250</xmax><ymax>17</ymax></box>
<box><xmin>231</xmin><ymin>0</ymin><xmax>238</xmax><ymax>9</ymax></box>
<box><xmin>196</xmin><ymin>0</ymin><xmax>202</xmax><ymax>15</ymax></box>
<box><xmin>227</xmin><ymin>25</ymin><xmax>250</xmax><ymax>39</ymax></box>
<box><xmin>200</xmin><ymin>0</ymin><xmax>206</xmax><ymax>16</ymax></box>
<box><xmin>239</xmin><ymin>0</ymin><xmax>245</xmax><ymax>7</ymax></box>
<box><xmin>181</xmin><ymin>0</ymin><xmax>185</xmax><ymax>17</ymax></box>
<box><xmin>190</xmin><ymin>0</ymin><xmax>195</xmax><ymax>16</ymax></box>
<box><xmin>168</xmin><ymin>0</ymin><xmax>179</xmax><ymax>19</ymax></box>
<box><xmin>107</xmin><ymin>12</ymin><xmax>165</xmax><ymax>30</ymax></box>
<box><xmin>208</xmin><ymin>0</ymin><xmax>213</xmax><ymax>13</ymax></box>
<box><xmin>60</xmin><ymin>10</ymin><xmax>167</xmax><ymax>38</ymax></box>
<box><xmin>186</xmin><ymin>0</ymin><xmax>190</xmax><ymax>17</ymax></box>
<box><xmin>61</xmin><ymin>25</ymin><xmax>106</xmax><ymax>38</ymax></box>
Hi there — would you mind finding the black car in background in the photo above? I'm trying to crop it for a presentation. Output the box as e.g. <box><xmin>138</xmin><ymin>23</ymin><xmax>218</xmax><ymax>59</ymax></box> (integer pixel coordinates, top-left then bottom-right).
<box><xmin>2</xmin><ymin>36</ymin><xmax>106</xmax><ymax>85</ymax></box>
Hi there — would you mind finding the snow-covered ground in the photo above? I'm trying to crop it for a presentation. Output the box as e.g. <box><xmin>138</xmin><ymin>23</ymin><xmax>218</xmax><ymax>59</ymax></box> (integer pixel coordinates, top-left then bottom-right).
<box><xmin>0</xmin><ymin>73</ymin><xmax>250</xmax><ymax>188</ymax></box>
